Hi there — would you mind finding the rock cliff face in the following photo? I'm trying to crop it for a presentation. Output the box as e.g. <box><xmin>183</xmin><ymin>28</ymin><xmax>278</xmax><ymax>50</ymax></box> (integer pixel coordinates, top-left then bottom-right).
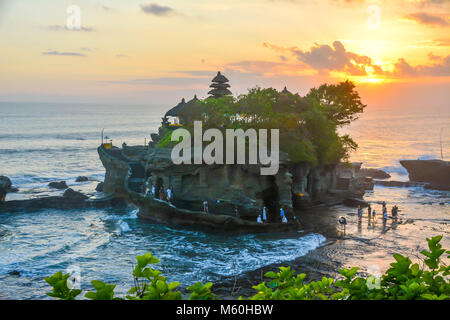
<box><xmin>98</xmin><ymin>145</ymin><xmax>364</xmax><ymax>224</ymax></box>
<box><xmin>98</xmin><ymin>147</ymin><xmax>134</xmax><ymax>197</ymax></box>
<box><xmin>400</xmin><ymin>160</ymin><xmax>450</xmax><ymax>186</ymax></box>
<box><xmin>145</xmin><ymin>147</ymin><xmax>295</xmax><ymax>221</ymax></box>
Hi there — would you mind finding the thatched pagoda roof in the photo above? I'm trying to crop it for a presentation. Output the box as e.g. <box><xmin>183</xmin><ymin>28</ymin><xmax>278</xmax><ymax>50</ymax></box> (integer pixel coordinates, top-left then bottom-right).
<box><xmin>211</xmin><ymin>71</ymin><xmax>229</xmax><ymax>84</ymax></box>
<box><xmin>208</xmin><ymin>71</ymin><xmax>232</xmax><ymax>98</ymax></box>
<box><xmin>170</xmin><ymin>95</ymin><xmax>202</xmax><ymax>119</ymax></box>
<box><xmin>186</xmin><ymin>95</ymin><xmax>199</xmax><ymax>105</ymax></box>
<box><xmin>165</xmin><ymin>98</ymin><xmax>186</xmax><ymax>117</ymax></box>
<box><xmin>210</xmin><ymin>82</ymin><xmax>231</xmax><ymax>89</ymax></box>
<box><xmin>208</xmin><ymin>88</ymin><xmax>232</xmax><ymax>97</ymax></box>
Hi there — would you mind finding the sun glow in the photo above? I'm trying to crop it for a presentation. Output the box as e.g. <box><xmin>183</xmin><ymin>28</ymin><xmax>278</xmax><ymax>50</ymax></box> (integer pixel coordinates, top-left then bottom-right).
<box><xmin>359</xmin><ymin>77</ymin><xmax>385</xmax><ymax>84</ymax></box>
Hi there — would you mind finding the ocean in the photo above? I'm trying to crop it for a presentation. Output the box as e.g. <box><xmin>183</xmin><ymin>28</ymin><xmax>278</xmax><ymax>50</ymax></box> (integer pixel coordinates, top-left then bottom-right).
<box><xmin>0</xmin><ymin>101</ymin><xmax>448</xmax><ymax>299</ymax></box>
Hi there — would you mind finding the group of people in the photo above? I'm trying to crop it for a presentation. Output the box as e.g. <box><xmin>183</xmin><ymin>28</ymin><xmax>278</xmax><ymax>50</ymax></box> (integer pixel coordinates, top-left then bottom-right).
<box><xmin>358</xmin><ymin>201</ymin><xmax>399</xmax><ymax>223</ymax></box>
<box><xmin>257</xmin><ymin>206</ymin><xmax>288</xmax><ymax>224</ymax></box>
<box><xmin>147</xmin><ymin>183</ymin><xmax>174</xmax><ymax>204</ymax></box>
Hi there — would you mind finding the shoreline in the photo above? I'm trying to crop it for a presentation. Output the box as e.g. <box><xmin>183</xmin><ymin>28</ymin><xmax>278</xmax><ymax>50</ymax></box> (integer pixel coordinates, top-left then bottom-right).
<box><xmin>211</xmin><ymin>203</ymin><xmax>424</xmax><ymax>298</ymax></box>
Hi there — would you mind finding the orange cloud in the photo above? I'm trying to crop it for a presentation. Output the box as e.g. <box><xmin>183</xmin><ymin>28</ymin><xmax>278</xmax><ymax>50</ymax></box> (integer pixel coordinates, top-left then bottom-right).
<box><xmin>264</xmin><ymin>41</ymin><xmax>382</xmax><ymax>76</ymax></box>
<box><xmin>263</xmin><ymin>40</ymin><xmax>450</xmax><ymax>79</ymax></box>
<box><xmin>404</xmin><ymin>12</ymin><xmax>449</xmax><ymax>27</ymax></box>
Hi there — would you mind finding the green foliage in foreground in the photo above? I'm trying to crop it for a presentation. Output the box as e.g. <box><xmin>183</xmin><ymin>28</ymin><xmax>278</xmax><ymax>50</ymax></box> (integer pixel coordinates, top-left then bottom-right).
<box><xmin>45</xmin><ymin>236</ymin><xmax>449</xmax><ymax>300</ymax></box>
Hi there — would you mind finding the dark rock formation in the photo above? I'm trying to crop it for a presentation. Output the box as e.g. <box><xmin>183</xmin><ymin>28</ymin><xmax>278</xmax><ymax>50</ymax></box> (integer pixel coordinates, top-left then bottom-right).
<box><xmin>358</xmin><ymin>168</ymin><xmax>391</xmax><ymax>179</ymax></box>
<box><xmin>373</xmin><ymin>179</ymin><xmax>449</xmax><ymax>191</ymax></box>
<box><xmin>137</xmin><ymin>199</ymin><xmax>301</xmax><ymax>234</ymax></box>
<box><xmin>95</xmin><ymin>182</ymin><xmax>104</xmax><ymax>192</ymax></box>
<box><xmin>424</xmin><ymin>184</ymin><xmax>450</xmax><ymax>192</ymax></box>
<box><xmin>400</xmin><ymin>159</ymin><xmax>450</xmax><ymax>186</ymax></box>
<box><xmin>344</xmin><ymin>198</ymin><xmax>369</xmax><ymax>208</ymax></box>
<box><xmin>98</xmin><ymin>147</ymin><xmax>131</xmax><ymax>197</ymax></box>
<box><xmin>75</xmin><ymin>176</ymin><xmax>89</xmax><ymax>182</ymax></box>
<box><xmin>150</xmin><ymin>133</ymin><xmax>160</xmax><ymax>144</ymax></box>
<box><xmin>48</xmin><ymin>181</ymin><xmax>68</xmax><ymax>190</ymax></box>
<box><xmin>0</xmin><ymin>176</ymin><xmax>12</xmax><ymax>201</ymax></box>
<box><xmin>0</xmin><ymin>194</ymin><xmax>126</xmax><ymax>213</ymax></box>
<box><xmin>0</xmin><ymin>176</ymin><xmax>12</xmax><ymax>190</ymax></box>
<box><xmin>98</xmin><ymin>144</ymin><xmax>368</xmax><ymax>231</ymax></box>
<box><xmin>63</xmin><ymin>188</ymin><xmax>89</xmax><ymax>200</ymax></box>
<box><xmin>142</xmin><ymin>147</ymin><xmax>295</xmax><ymax>219</ymax></box>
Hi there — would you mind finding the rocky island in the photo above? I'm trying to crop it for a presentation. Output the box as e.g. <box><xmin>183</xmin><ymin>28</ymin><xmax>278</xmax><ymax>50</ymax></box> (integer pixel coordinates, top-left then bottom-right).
<box><xmin>98</xmin><ymin>72</ymin><xmax>369</xmax><ymax>233</ymax></box>
<box><xmin>400</xmin><ymin>159</ymin><xmax>450</xmax><ymax>190</ymax></box>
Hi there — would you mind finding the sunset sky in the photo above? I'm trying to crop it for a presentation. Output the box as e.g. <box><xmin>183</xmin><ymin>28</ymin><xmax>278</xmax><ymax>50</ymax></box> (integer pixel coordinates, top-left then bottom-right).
<box><xmin>0</xmin><ymin>0</ymin><xmax>449</xmax><ymax>108</ymax></box>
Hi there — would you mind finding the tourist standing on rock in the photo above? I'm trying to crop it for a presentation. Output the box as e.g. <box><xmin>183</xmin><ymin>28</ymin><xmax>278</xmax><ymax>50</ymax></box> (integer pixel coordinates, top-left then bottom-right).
<box><xmin>234</xmin><ymin>206</ymin><xmax>239</xmax><ymax>218</ymax></box>
<box><xmin>203</xmin><ymin>201</ymin><xmax>208</xmax><ymax>213</ymax></box>
<box><xmin>166</xmin><ymin>187</ymin><xmax>172</xmax><ymax>204</ymax></box>
<box><xmin>159</xmin><ymin>186</ymin><xmax>164</xmax><ymax>200</ymax></box>
<box><xmin>262</xmin><ymin>206</ymin><xmax>267</xmax><ymax>222</ymax></box>
<box><xmin>357</xmin><ymin>205</ymin><xmax>363</xmax><ymax>219</ymax></box>
<box><xmin>257</xmin><ymin>215</ymin><xmax>263</xmax><ymax>224</ymax></box>
<box><xmin>282</xmin><ymin>216</ymin><xmax>288</xmax><ymax>224</ymax></box>
<box><xmin>280</xmin><ymin>207</ymin><xmax>285</xmax><ymax>222</ymax></box>
<box><xmin>367</xmin><ymin>204</ymin><xmax>372</xmax><ymax>219</ymax></box>
<box><xmin>151</xmin><ymin>185</ymin><xmax>156</xmax><ymax>198</ymax></box>
<box><xmin>383</xmin><ymin>211</ymin><xmax>388</xmax><ymax>222</ymax></box>
<box><xmin>372</xmin><ymin>209</ymin><xmax>376</xmax><ymax>222</ymax></box>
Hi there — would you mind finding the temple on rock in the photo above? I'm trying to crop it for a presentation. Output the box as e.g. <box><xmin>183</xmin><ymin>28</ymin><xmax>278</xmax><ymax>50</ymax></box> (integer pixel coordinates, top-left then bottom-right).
<box><xmin>97</xmin><ymin>71</ymin><xmax>368</xmax><ymax>233</ymax></box>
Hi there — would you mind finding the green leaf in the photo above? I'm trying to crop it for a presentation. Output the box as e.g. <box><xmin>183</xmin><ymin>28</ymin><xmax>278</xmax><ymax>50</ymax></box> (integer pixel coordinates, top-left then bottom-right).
<box><xmin>91</xmin><ymin>280</ymin><xmax>105</xmax><ymax>290</ymax></box>
<box><xmin>264</xmin><ymin>272</ymin><xmax>277</xmax><ymax>279</ymax></box>
<box><xmin>168</xmin><ymin>282</ymin><xmax>181</xmax><ymax>291</ymax></box>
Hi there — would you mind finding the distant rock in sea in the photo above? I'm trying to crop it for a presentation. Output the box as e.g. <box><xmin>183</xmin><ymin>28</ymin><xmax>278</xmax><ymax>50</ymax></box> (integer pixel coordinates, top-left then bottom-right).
<box><xmin>95</xmin><ymin>182</ymin><xmax>104</xmax><ymax>192</ymax></box>
<box><xmin>343</xmin><ymin>198</ymin><xmax>369</xmax><ymax>208</ymax></box>
<box><xmin>400</xmin><ymin>159</ymin><xmax>450</xmax><ymax>187</ymax></box>
<box><xmin>48</xmin><ymin>181</ymin><xmax>68</xmax><ymax>190</ymax></box>
<box><xmin>63</xmin><ymin>188</ymin><xmax>88</xmax><ymax>200</ymax></box>
<box><xmin>0</xmin><ymin>176</ymin><xmax>14</xmax><ymax>201</ymax></box>
<box><xmin>75</xmin><ymin>176</ymin><xmax>89</xmax><ymax>182</ymax></box>
<box><xmin>358</xmin><ymin>168</ymin><xmax>391</xmax><ymax>179</ymax></box>
<box><xmin>424</xmin><ymin>184</ymin><xmax>450</xmax><ymax>192</ymax></box>
<box><xmin>8</xmin><ymin>270</ymin><xmax>21</xmax><ymax>277</ymax></box>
